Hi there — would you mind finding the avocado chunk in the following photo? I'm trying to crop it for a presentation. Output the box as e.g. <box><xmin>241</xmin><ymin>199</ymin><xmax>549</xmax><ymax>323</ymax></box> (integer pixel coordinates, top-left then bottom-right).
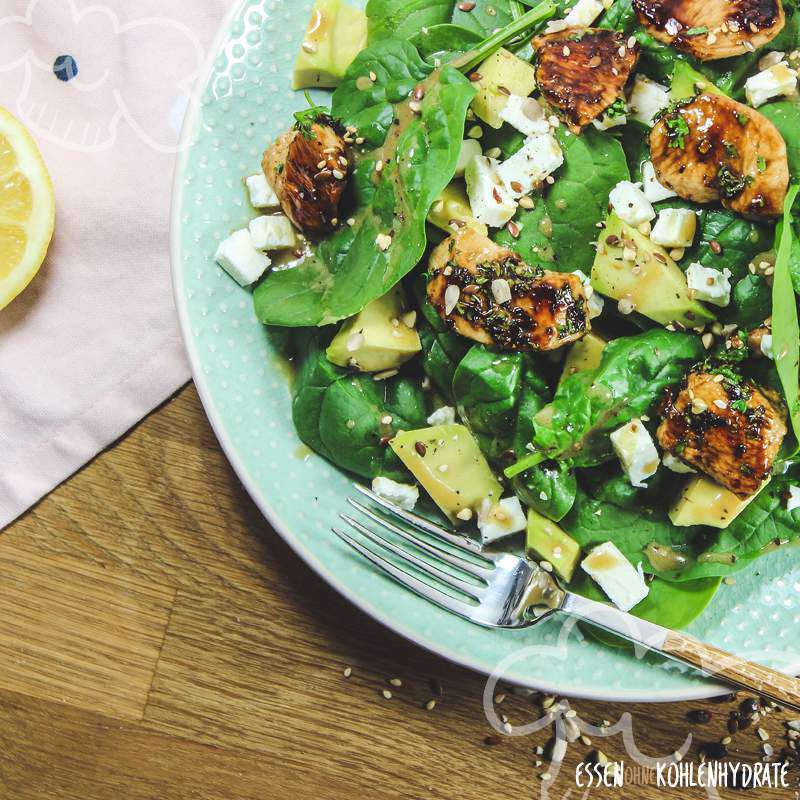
<box><xmin>591</xmin><ymin>214</ymin><xmax>715</xmax><ymax>328</ymax></box>
<box><xmin>669</xmin><ymin>62</ymin><xmax>726</xmax><ymax>102</ymax></box>
<box><xmin>470</xmin><ymin>48</ymin><xmax>537</xmax><ymax>128</ymax></box>
<box><xmin>558</xmin><ymin>332</ymin><xmax>607</xmax><ymax>386</ymax></box>
<box><xmin>292</xmin><ymin>0</ymin><xmax>367</xmax><ymax>90</ymax></box>
<box><xmin>390</xmin><ymin>424</ymin><xmax>502</xmax><ymax>522</ymax></box>
<box><xmin>669</xmin><ymin>475</ymin><xmax>766</xmax><ymax>528</ymax></box>
<box><xmin>428</xmin><ymin>181</ymin><xmax>488</xmax><ymax>237</ymax></box>
<box><xmin>526</xmin><ymin>509</ymin><xmax>581</xmax><ymax>581</ymax></box>
<box><xmin>327</xmin><ymin>286</ymin><xmax>421</xmax><ymax>373</ymax></box>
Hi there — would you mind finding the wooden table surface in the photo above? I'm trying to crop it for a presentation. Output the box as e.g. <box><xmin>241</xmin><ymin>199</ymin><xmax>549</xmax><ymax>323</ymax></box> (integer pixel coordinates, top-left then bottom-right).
<box><xmin>1</xmin><ymin>384</ymin><xmax>798</xmax><ymax>800</ymax></box>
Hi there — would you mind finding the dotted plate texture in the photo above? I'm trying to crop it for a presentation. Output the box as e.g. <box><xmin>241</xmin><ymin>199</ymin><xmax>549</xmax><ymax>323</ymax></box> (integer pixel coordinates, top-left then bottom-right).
<box><xmin>170</xmin><ymin>0</ymin><xmax>800</xmax><ymax>701</ymax></box>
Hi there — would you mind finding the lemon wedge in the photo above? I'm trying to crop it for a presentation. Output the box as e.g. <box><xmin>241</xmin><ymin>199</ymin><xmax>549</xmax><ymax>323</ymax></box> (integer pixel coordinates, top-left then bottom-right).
<box><xmin>0</xmin><ymin>107</ymin><xmax>55</xmax><ymax>310</ymax></box>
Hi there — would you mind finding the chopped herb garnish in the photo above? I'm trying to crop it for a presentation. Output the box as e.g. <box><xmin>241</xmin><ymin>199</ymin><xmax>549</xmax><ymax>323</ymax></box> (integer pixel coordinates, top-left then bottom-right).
<box><xmin>715</xmin><ymin>164</ymin><xmax>747</xmax><ymax>198</ymax></box>
<box><xmin>757</xmin><ymin>155</ymin><xmax>767</xmax><ymax>172</ymax></box>
<box><xmin>293</xmin><ymin>91</ymin><xmax>335</xmax><ymax>137</ymax></box>
<box><xmin>731</xmin><ymin>398</ymin><xmax>748</xmax><ymax>413</ymax></box>
<box><xmin>607</xmin><ymin>97</ymin><xmax>627</xmax><ymax>118</ymax></box>
<box><xmin>723</xmin><ymin>140</ymin><xmax>739</xmax><ymax>159</ymax></box>
<box><xmin>684</xmin><ymin>25</ymin><xmax>709</xmax><ymax>35</ymax></box>
<box><xmin>736</xmin><ymin>111</ymin><xmax>749</xmax><ymax>126</ymax></box>
<box><xmin>665</xmin><ymin>115</ymin><xmax>691</xmax><ymax>149</ymax></box>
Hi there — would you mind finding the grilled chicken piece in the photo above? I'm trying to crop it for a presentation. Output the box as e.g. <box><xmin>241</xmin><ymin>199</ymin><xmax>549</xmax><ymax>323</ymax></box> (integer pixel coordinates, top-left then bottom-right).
<box><xmin>427</xmin><ymin>228</ymin><xmax>589</xmax><ymax>351</ymax></box>
<box><xmin>262</xmin><ymin>118</ymin><xmax>350</xmax><ymax>238</ymax></box>
<box><xmin>657</xmin><ymin>371</ymin><xmax>787</xmax><ymax>496</ymax></box>
<box><xmin>650</xmin><ymin>93</ymin><xmax>789</xmax><ymax>218</ymax></box>
<box><xmin>633</xmin><ymin>0</ymin><xmax>784</xmax><ymax>60</ymax></box>
<box><xmin>532</xmin><ymin>28</ymin><xmax>639</xmax><ymax>132</ymax></box>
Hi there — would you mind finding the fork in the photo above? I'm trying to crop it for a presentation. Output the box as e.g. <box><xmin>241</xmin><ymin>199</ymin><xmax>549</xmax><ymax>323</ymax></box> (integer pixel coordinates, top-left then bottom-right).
<box><xmin>334</xmin><ymin>484</ymin><xmax>800</xmax><ymax>712</ymax></box>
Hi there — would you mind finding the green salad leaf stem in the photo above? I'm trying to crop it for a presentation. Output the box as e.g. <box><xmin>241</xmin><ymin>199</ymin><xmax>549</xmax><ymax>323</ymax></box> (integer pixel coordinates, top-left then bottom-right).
<box><xmin>772</xmin><ymin>182</ymin><xmax>800</xmax><ymax>446</ymax></box>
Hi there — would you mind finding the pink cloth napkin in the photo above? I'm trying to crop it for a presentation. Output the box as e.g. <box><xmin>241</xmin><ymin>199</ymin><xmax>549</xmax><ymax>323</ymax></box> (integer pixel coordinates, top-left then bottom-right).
<box><xmin>0</xmin><ymin>0</ymin><xmax>230</xmax><ymax>528</ymax></box>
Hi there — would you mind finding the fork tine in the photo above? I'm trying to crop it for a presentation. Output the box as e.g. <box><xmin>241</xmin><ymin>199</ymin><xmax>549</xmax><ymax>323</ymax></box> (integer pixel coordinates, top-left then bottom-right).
<box><xmin>346</xmin><ymin>498</ymin><xmax>493</xmax><ymax>580</ymax></box>
<box><xmin>331</xmin><ymin>527</ymin><xmax>479</xmax><ymax>621</ymax></box>
<box><xmin>339</xmin><ymin>513</ymin><xmax>484</xmax><ymax>600</ymax></box>
<box><xmin>353</xmin><ymin>484</ymin><xmax>493</xmax><ymax>560</ymax></box>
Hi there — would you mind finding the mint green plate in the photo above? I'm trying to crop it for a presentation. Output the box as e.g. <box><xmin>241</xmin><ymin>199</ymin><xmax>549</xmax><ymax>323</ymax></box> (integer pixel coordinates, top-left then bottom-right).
<box><xmin>170</xmin><ymin>0</ymin><xmax>800</xmax><ymax>701</ymax></box>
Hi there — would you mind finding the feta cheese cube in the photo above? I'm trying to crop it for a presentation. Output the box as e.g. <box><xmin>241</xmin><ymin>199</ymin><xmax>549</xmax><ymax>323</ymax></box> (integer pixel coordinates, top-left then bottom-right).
<box><xmin>592</xmin><ymin>111</ymin><xmax>627</xmax><ymax>130</ymax></box>
<box><xmin>550</xmin><ymin>0</ymin><xmax>605</xmax><ymax>29</ymax></box>
<box><xmin>248</xmin><ymin>214</ymin><xmax>298</xmax><ymax>250</ymax></box>
<box><xmin>745</xmin><ymin>63</ymin><xmax>798</xmax><ymax>108</ymax></box>
<box><xmin>245</xmin><ymin>173</ymin><xmax>280</xmax><ymax>209</ymax></box>
<box><xmin>427</xmin><ymin>405</ymin><xmax>456</xmax><ymax>426</ymax></box>
<box><xmin>628</xmin><ymin>75</ymin><xmax>669</xmax><ymax>126</ymax></box>
<box><xmin>787</xmin><ymin>485</ymin><xmax>800</xmax><ymax>512</ymax></box>
<box><xmin>499</xmin><ymin>94</ymin><xmax>547</xmax><ymax>136</ymax></box>
<box><xmin>610</xmin><ymin>418</ymin><xmax>660</xmax><ymax>488</ymax></box>
<box><xmin>496</xmin><ymin>133</ymin><xmax>564</xmax><ymax>199</ymax></box>
<box><xmin>686</xmin><ymin>262</ymin><xmax>732</xmax><ymax>307</ymax></box>
<box><xmin>662</xmin><ymin>451</ymin><xmax>696</xmax><ymax>474</ymax></box>
<box><xmin>465</xmin><ymin>155</ymin><xmax>517</xmax><ymax>227</ymax></box>
<box><xmin>455</xmin><ymin>139</ymin><xmax>482</xmax><ymax>178</ymax></box>
<box><xmin>649</xmin><ymin>208</ymin><xmax>697</xmax><ymax>249</ymax></box>
<box><xmin>215</xmin><ymin>228</ymin><xmax>271</xmax><ymax>286</ymax></box>
<box><xmin>371</xmin><ymin>477</ymin><xmax>419</xmax><ymax>511</ymax></box>
<box><xmin>572</xmin><ymin>270</ymin><xmax>604</xmax><ymax>319</ymax></box>
<box><xmin>641</xmin><ymin>160</ymin><xmax>677</xmax><ymax>203</ymax></box>
<box><xmin>760</xmin><ymin>333</ymin><xmax>774</xmax><ymax>360</ymax></box>
<box><xmin>477</xmin><ymin>496</ymin><xmax>527</xmax><ymax>544</ymax></box>
<box><xmin>581</xmin><ymin>541</ymin><xmax>649</xmax><ymax>612</ymax></box>
<box><xmin>608</xmin><ymin>180</ymin><xmax>656</xmax><ymax>226</ymax></box>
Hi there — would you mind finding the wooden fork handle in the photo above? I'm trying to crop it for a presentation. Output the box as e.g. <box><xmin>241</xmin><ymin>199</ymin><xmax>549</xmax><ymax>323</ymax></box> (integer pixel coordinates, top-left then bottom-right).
<box><xmin>663</xmin><ymin>630</ymin><xmax>800</xmax><ymax>710</ymax></box>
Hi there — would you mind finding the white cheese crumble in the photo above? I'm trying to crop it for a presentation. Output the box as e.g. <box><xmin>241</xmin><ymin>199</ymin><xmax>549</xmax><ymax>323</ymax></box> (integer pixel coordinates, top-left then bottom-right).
<box><xmin>787</xmin><ymin>485</ymin><xmax>800</xmax><ymax>512</ymax></box>
<box><xmin>760</xmin><ymin>333</ymin><xmax>774</xmax><ymax>360</ymax></box>
<box><xmin>581</xmin><ymin>541</ymin><xmax>649</xmax><ymax>612</ymax></box>
<box><xmin>455</xmin><ymin>139</ymin><xmax>482</xmax><ymax>178</ymax></box>
<box><xmin>686</xmin><ymin>262</ymin><xmax>732</xmax><ymax>307</ymax></box>
<box><xmin>610</xmin><ymin>418</ymin><xmax>660</xmax><ymax>487</ymax></box>
<box><xmin>592</xmin><ymin>111</ymin><xmax>627</xmax><ymax>131</ymax></box>
<box><xmin>371</xmin><ymin>477</ymin><xmax>419</xmax><ymax>511</ymax></box>
<box><xmin>641</xmin><ymin>160</ymin><xmax>677</xmax><ymax>203</ymax></box>
<box><xmin>572</xmin><ymin>270</ymin><xmax>604</xmax><ymax>319</ymax></box>
<box><xmin>649</xmin><ymin>208</ymin><xmax>697</xmax><ymax>249</ymax></box>
<box><xmin>245</xmin><ymin>173</ymin><xmax>280</xmax><ymax>209</ymax></box>
<box><xmin>477</xmin><ymin>496</ymin><xmax>527</xmax><ymax>544</ymax></box>
<box><xmin>628</xmin><ymin>75</ymin><xmax>669</xmax><ymax>127</ymax></box>
<box><xmin>662</xmin><ymin>451</ymin><xmax>696</xmax><ymax>474</ymax></box>
<box><xmin>465</xmin><ymin>155</ymin><xmax>517</xmax><ymax>227</ymax></box>
<box><xmin>248</xmin><ymin>215</ymin><xmax>298</xmax><ymax>250</ymax></box>
<box><xmin>427</xmin><ymin>406</ymin><xmax>456</xmax><ymax>426</ymax></box>
<box><xmin>745</xmin><ymin>63</ymin><xmax>798</xmax><ymax>108</ymax></box>
<box><xmin>214</xmin><ymin>228</ymin><xmax>271</xmax><ymax>287</ymax></box>
<box><xmin>496</xmin><ymin>133</ymin><xmax>564</xmax><ymax>199</ymax></box>
<box><xmin>499</xmin><ymin>95</ymin><xmax>548</xmax><ymax>136</ymax></box>
<box><xmin>608</xmin><ymin>180</ymin><xmax>656</xmax><ymax>226</ymax></box>
<box><xmin>547</xmin><ymin>0</ymin><xmax>605</xmax><ymax>30</ymax></box>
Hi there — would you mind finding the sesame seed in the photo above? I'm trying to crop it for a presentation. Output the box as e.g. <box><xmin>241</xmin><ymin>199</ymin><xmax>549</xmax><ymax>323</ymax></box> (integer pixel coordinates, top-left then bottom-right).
<box><xmin>389</xmin><ymin>677</ymin><xmax>402</xmax><ymax>687</ymax></box>
<box><xmin>376</xmin><ymin>232</ymin><xmax>392</xmax><ymax>250</ymax></box>
<box><xmin>562</xmin><ymin>45</ymin><xmax>570</xmax><ymax>56</ymax></box>
<box><xmin>343</xmin><ymin>666</ymin><xmax>352</xmax><ymax>677</ymax></box>
<box><xmin>301</xmin><ymin>41</ymin><xmax>318</xmax><ymax>53</ymax></box>
<box><xmin>494</xmin><ymin>693</ymin><xmax>506</xmax><ymax>704</ymax></box>
<box><xmin>425</xmin><ymin>699</ymin><xmax>436</xmax><ymax>710</ymax></box>
<box><xmin>409</xmin><ymin>100</ymin><xmax>422</xmax><ymax>113</ymax></box>
<box><xmin>332</xmin><ymin>169</ymin><xmax>344</xmax><ymax>180</ymax></box>
<box><xmin>347</xmin><ymin>217</ymin><xmax>356</xmax><ymax>226</ymax></box>
<box><xmin>369</xmin><ymin>71</ymin><xmax>377</xmax><ymax>82</ymax></box>
<box><xmin>381</xmin><ymin>414</ymin><xmax>393</xmax><ymax>425</ymax></box>
<box><xmin>519</xmin><ymin>196</ymin><xmax>535</xmax><ymax>209</ymax></box>
<box><xmin>540</xmin><ymin>561</ymin><xmax>553</xmax><ymax>572</ymax></box>
<box><xmin>316</xmin><ymin>160</ymin><xmax>327</xmax><ymax>169</ymax></box>
<box><xmin>382</xmin><ymin>689</ymin><xmax>393</xmax><ymax>699</ymax></box>
<box><xmin>456</xmin><ymin>507</ymin><xmax>473</xmax><ymax>521</ymax></box>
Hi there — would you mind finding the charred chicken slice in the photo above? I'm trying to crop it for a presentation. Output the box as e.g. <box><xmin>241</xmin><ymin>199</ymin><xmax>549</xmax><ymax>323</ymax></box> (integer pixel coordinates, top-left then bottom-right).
<box><xmin>427</xmin><ymin>228</ymin><xmax>589</xmax><ymax>351</ymax></box>
<box><xmin>657</xmin><ymin>370</ymin><xmax>787</xmax><ymax>496</ymax></box>
<box><xmin>262</xmin><ymin>117</ymin><xmax>350</xmax><ymax>238</ymax></box>
<box><xmin>633</xmin><ymin>0</ymin><xmax>784</xmax><ymax>60</ymax></box>
<box><xmin>532</xmin><ymin>28</ymin><xmax>639</xmax><ymax>132</ymax></box>
<box><xmin>649</xmin><ymin>93</ymin><xmax>789</xmax><ymax>218</ymax></box>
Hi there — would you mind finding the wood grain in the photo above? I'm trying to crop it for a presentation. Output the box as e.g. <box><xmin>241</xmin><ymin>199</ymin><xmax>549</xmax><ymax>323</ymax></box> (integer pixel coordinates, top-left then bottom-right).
<box><xmin>0</xmin><ymin>384</ymin><xmax>798</xmax><ymax>799</ymax></box>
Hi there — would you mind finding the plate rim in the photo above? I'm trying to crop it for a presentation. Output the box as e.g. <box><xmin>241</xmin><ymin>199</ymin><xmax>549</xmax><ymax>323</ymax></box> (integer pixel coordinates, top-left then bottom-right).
<box><xmin>169</xmin><ymin>0</ymin><xmax>751</xmax><ymax>704</ymax></box>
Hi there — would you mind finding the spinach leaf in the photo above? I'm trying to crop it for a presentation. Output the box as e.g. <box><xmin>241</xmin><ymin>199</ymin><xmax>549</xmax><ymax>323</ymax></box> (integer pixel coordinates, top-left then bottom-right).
<box><xmin>772</xmin><ymin>183</ymin><xmax>800</xmax><ymax>445</ymax></box>
<box><xmin>292</xmin><ymin>342</ymin><xmax>348</xmax><ymax>460</ymax></box>
<box><xmin>633</xmin><ymin>31</ymin><xmax>683</xmax><ymax>83</ymax></box>
<box><xmin>410</xmin><ymin>24</ymin><xmax>483</xmax><ymax>63</ymax></box>
<box><xmin>619</xmin><ymin>120</ymin><xmax>652</xmax><ymax>179</ymax></box>
<box><xmin>506</xmin><ymin>329</ymin><xmax>704</xmax><ymax>475</ymax></box>
<box><xmin>494</xmin><ymin>200</ymin><xmax>555</xmax><ymax>266</ymax></box>
<box><xmin>760</xmin><ymin>100</ymin><xmax>800</xmax><ymax>174</ymax></box>
<box><xmin>729</xmin><ymin>274</ymin><xmax>772</xmax><ymax>327</ymax></box>
<box><xmin>545</xmin><ymin>127</ymin><xmax>630</xmax><ymax>273</ymax></box>
<box><xmin>597</xmin><ymin>0</ymin><xmax>637</xmax><ymax>33</ymax></box>
<box><xmin>451</xmin><ymin>0</ymin><xmax>514</xmax><ymax>35</ymax></box>
<box><xmin>682</xmin><ymin>208</ymin><xmax>769</xmax><ymax>282</ymax></box>
<box><xmin>366</xmin><ymin>0</ymin><xmax>455</xmax><ymax>44</ymax></box>
<box><xmin>453</xmin><ymin>345</ymin><xmax>524</xmax><ymax>460</ymax></box>
<box><xmin>319</xmin><ymin>373</ymin><xmax>428</xmax><ymax>479</ymax></box>
<box><xmin>514</xmin><ymin>459</ymin><xmax>577</xmax><ymax>521</ymax></box>
<box><xmin>254</xmin><ymin>42</ymin><xmax>475</xmax><ymax>327</ymax></box>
